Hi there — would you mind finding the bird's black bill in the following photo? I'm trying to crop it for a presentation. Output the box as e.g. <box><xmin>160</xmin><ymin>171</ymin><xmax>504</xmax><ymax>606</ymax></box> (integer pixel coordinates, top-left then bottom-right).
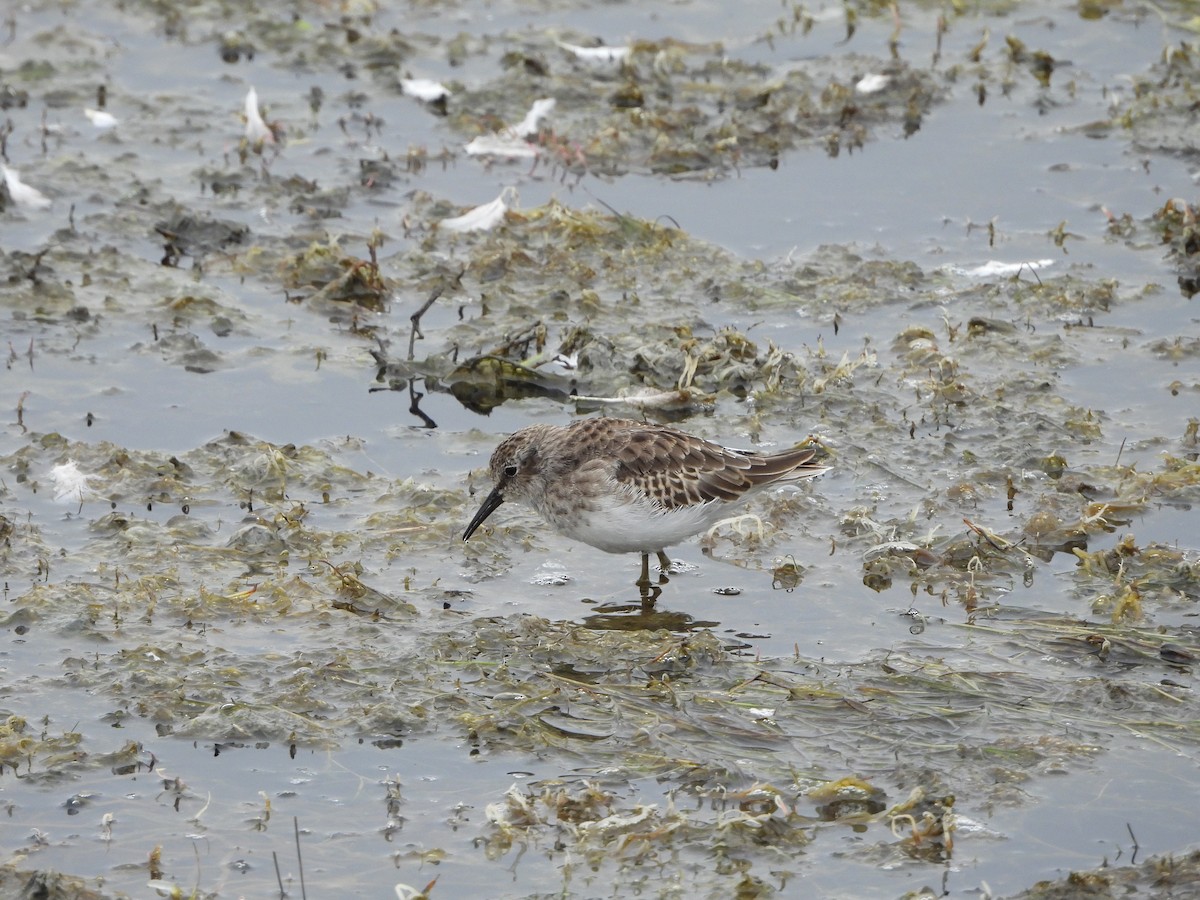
<box><xmin>463</xmin><ymin>487</ymin><xmax>505</xmax><ymax>541</ymax></box>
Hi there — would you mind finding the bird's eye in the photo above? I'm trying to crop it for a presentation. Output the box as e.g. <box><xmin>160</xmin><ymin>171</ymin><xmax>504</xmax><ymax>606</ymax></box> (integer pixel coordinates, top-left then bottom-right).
<box><xmin>504</xmin><ymin>464</ymin><xmax>518</xmax><ymax>477</ymax></box>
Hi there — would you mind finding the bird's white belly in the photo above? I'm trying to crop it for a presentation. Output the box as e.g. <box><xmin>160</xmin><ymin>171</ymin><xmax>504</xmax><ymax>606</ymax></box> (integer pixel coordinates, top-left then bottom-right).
<box><xmin>549</xmin><ymin>493</ymin><xmax>725</xmax><ymax>554</ymax></box>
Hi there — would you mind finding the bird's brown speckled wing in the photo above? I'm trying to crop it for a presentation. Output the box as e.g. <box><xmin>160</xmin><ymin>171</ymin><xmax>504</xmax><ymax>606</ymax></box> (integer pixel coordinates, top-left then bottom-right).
<box><xmin>604</xmin><ymin>423</ymin><xmax>824</xmax><ymax>510</ymax></box>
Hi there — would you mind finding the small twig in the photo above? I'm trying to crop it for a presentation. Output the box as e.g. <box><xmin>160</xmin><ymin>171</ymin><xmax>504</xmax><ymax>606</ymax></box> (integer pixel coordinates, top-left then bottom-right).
<box><xmin>408</xmin><ymin>286</ymin><xmax>443</xmax><ymax>360</ymax></box>
<box><xmin>191</xmin><ymin>842</ymin><xmax>203</xmax><ymax>897</ymax></box>
<box><xmin>962</xmin><ymin>517</ymin><xmax>1022</xmax><ymax>552</ymax></box>
<box><xmin>294</xmin><ymin>817</ymin><xmax>307</xmax><ymax>900</ymax></box>
<box><xmin>1114</xmin><ymin>436</ymin><xmax>1127</xmax><ymax>467</ymax></box>
<box><xmin>408</xmin><ymin>379</ymin><xmax>436</xmax><ymax>429</ymax></box>
<box><xmin>1127</xmin><ymin>822</ymin><xmax>1139</xmax><ymax>864</ymax></box>
<box><xmin>272</xmin><ymin>850</ymin><xmax>286</xmax><ymax>897</ymax></box>
<box><xmin>21</xmin><ymin>248</ymin><xmax>49</xmax><ymax>285</ymax></box>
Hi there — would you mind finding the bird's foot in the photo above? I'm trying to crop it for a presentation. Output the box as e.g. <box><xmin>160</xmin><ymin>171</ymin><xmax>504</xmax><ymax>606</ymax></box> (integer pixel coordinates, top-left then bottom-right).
<box><xmin>633</xmin><ymin>554</ymin><xmax>672</xmax><ymax>602</ymax></box>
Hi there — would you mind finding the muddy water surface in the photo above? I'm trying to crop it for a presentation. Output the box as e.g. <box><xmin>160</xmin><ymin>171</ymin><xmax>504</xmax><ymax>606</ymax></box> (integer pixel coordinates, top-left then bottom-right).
<box><xmin>2</xmin><ymin>0</ymin><xmax>1199</xmax><ymax>897</ymax></box>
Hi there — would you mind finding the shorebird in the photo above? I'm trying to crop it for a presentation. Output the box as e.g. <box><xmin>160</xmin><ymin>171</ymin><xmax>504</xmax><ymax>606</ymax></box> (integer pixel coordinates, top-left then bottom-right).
<box><xmin>463</xmin><ymin>418</ymin><xmax>828</xmax><ymax>600</ymax></box>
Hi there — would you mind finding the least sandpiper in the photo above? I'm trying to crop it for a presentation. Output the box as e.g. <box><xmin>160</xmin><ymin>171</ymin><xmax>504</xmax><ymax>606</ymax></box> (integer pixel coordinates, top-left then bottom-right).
<box><xmin>463</xmin><ymin>418</ymin><xmax>828</xmax><ymax>598</ymax></box>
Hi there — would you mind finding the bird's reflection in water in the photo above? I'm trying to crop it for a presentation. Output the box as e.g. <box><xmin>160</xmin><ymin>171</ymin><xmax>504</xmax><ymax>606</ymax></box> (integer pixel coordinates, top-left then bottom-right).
<box><xmin>580</xmin><ymin>591</ymin><xmax>719</xmax><ymax>633</ymax></box>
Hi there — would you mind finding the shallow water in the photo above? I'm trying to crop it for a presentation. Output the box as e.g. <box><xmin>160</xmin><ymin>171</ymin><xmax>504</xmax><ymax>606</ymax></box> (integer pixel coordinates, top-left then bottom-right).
<box><xmin>2</xmin><ymin>0</ymin><xmax>1199</xmax><ymax>897</ymax></box>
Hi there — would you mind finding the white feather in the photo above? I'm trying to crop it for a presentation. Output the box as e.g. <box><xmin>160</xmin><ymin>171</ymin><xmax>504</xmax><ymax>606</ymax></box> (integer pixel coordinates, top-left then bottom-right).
<box><xmin>441</xmin><ymin>188</ymin><xmax>517</xmax><ymax>233</ymax></box>
<box><xmin>49</xmin><ymin>460</ymin><xmax>95</xmax><ymax>504</ymax></box>
<box><xmin>401</xmin><ymin>78</ymin><xmax>449</xmax><ymax>102</ymax></box>
<box><xmin>2</xmin><ymin>165</ymin><xmax>52</xmax><ymax>210</ymax></box>
<box><xmin>243</xmin><ymin>87</ymin><xmax>274</xmax><ymax>145</ymax></box>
